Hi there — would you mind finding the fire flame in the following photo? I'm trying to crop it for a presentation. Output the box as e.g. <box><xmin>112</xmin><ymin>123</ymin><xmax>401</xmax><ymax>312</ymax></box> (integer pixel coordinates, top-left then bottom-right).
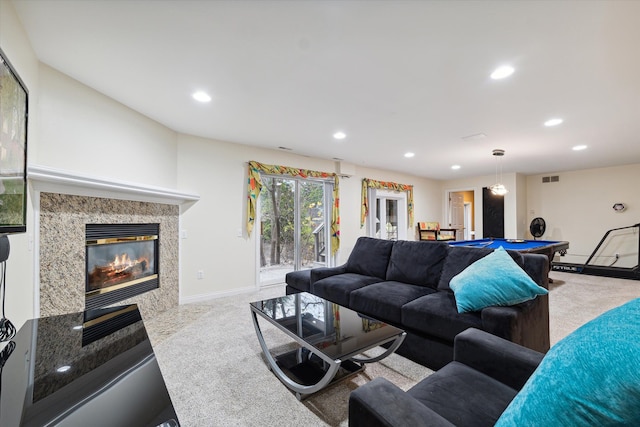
<box><xmin>111</xmin><ymin>253</ymin><xmax>136</xmax><ymax>273</ymax></box>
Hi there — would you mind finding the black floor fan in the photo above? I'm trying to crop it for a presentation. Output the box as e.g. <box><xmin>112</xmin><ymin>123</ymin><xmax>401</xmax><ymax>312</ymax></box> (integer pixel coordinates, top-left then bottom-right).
<box><xmin>529</xmin><ymin>217</ymin><xmax>546</xmax><ymax>240</ymax></box>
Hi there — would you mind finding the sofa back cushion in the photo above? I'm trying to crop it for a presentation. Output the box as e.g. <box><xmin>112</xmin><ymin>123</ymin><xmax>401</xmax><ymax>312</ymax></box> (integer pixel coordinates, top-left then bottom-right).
<box><xmin>437</xmin><ymin>246</ymin><xmax>524</xmax><ymax>291</ymax></box>
<box><xmin>386</xmin><ymin>241</ymin><xmax>448</xmax><ymax>288</ymax></box>
<box><xmin>346</xmin><ymin>237</ymin><xmax>395</xmax><ymax>279</ymax></box>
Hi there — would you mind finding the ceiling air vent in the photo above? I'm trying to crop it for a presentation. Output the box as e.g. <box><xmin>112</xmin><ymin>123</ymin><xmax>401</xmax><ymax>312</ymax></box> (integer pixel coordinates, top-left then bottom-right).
<box><xmin>542</xmin><ymin>177</ymin><xmax>550</xmax><ymax>183</ymax></box>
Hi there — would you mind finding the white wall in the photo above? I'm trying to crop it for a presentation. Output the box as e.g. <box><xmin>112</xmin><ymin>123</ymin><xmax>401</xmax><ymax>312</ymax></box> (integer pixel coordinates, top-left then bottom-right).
<box><xmin>176</xmin><ymin>133</ymin><xmax>442</xmax><ymax>301</ymax></box>
<box><xmin>526</xmin><ymin>164</ymin><xmax>640</xmax><ymax>266</ymax></box>
<box><xmin>36</xmin><ymin>65</ymin><xmax>179</xmax><ymax>187</ymax></box>
<box><xmin>2</xmin><ymin>0</ymin><xmax>180</xmax><ymax>327</ymax></box>
<box><xmin>1</xmin><ymin>0</ymin><xmax>40</xmax><ymax>328</ymax></box>
<box><xmin>441</xmin><ymin>172</ymin><xmax>521</xmax><ymax>238</ymax></box>
<box><xmin>516</xmin><ymin>173</ymin><xmax>528</xmax><ymax>238</ymax></box>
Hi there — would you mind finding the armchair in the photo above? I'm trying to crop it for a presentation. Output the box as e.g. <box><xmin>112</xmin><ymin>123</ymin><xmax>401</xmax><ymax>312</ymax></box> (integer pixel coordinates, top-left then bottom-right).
<box><xmin>349</xmin><ymin>328</ymin><xmax>543</xmax><ymax>426</ymax></box>
<box><xmin>351</xmin><ymin>297</ymin><xmax>640</xmax><ymax>426</ymax></box>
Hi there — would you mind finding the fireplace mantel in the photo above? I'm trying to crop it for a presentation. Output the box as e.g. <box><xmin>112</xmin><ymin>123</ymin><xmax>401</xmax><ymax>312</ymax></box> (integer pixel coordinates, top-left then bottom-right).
<box><xmin>28</xmin><ymin>164</ymin><xmax>199</xmax><ymax>205</ymax></box>
<box><xmin>33</xmin><ymin>165</ymin><xmax>185</xmax><ymax>319</ymax></box>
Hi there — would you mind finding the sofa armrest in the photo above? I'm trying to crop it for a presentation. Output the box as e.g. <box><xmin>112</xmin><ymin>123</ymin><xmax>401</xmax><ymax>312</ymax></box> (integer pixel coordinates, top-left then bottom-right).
<box><xmin>522</xmin><ymin>253</ymin><xmax>549</xmax><ymax>288</ymax></box>
<box><xmin>310</xmin><ymin>264</ymin><xmax>348</xmax><ymax>284</ymax></box>
<box><xmin>481</xmin><ymin>296</ymin><xmax>550</xmax><ymax>353</ymax></box>
<box><xmin>454</xmin><ymin>328</ymin><xmax>544</xmax><ymax>390</ymax></box>
<box><xmin>349</xmin><ymin>378</ymin><xmax>454</xmax><ymax>427</ymax></box>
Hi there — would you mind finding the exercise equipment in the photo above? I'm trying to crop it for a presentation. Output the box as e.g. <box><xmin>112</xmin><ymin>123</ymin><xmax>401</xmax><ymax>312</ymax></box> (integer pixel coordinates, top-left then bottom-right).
<box><xmin>552</xmin><ymin>223</ymin><xmax>640</xmax><ymax>280</ymax></box>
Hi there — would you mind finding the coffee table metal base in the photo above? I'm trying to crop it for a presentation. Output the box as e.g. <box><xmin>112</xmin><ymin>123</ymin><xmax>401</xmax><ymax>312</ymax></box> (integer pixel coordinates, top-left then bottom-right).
<box><xmin>251</xmin><ymin>308</ymin><xmax>406</xmax><ymax>400</ymax></box>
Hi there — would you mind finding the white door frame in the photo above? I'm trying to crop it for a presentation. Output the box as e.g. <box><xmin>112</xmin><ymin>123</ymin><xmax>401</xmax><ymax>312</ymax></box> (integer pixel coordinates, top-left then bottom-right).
<box><xmin>255</xmin><ymin>174</ymin><xmax>334</xmax><ymax>287</ymax></box>
<box><xmin>367</xmin><ymin>189</ymin><xmax>407</xmax><ymax>240</ymax></box>
<box><xmin>464</xmin><ymin>202</ymin><xmax>473</xmax><ymax>240</ymax></box>
<box><xmin>444</xmin><ymin>187</ymin><xmax>483</xmax><ymax>240</ymax></box>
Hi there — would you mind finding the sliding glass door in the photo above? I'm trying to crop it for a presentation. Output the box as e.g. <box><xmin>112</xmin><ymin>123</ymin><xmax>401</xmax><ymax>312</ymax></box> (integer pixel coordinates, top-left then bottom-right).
<box><xmin>258</xmin><ymin>176</ymin><xmax>331</xmax><ymax>286</ymax></box>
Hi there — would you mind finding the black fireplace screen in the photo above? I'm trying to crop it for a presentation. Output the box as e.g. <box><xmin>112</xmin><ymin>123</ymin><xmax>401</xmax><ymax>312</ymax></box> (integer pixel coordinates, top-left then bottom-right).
<box><xmin>85</xmin><ymin>223</ymin><xmax>159</xmax><ymax>309</ymax></box>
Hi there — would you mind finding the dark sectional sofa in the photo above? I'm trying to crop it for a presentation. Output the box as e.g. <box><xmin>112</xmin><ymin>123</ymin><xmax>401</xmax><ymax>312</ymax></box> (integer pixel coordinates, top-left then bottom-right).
<box><xmin>285</xmin><ymin>237</ymin><xmax>550</xmax><ymax>369</ymax></box>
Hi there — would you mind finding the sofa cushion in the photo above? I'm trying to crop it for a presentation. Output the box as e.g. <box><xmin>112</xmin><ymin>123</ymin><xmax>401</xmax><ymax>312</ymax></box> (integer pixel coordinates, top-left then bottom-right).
<box><xmin>345</xmin><ymin>237</ymin><xmax>395</xmax><ymax>279</ymax></box>
<box><xmin>385</xmin><ymin>240</ymin><xmax>448</xmax><ymax>289</ymax></box>
<box><xmin>409</xmin><ymin>361</ymin><xmax>518</xmax><ymax>426</ymax></box>
<box><xmin>285</xmin><ymin>269</ymin><xmax>312</xmax><ymax>293</ymax></box>
<box><xmin>349</xmin><ymin>281</ymin><xmax>436</xmax><ymax>324</ymax></box>
<box><xmin>401</xmin><ymin>292</ymin><xmax>482</xmax><ymax>342</ymax></box>
<box><xmin>496</xmin><ymin>297</ymin><xmax>640</xmax><ymax>427</ymax></box>
<box><xmin>449</xmin><ymin>247</ymin><xmax>548</xmax><ymax>313</ymax></box>
<box><xmin>438</xmin><ymin>246</ymin><xmax>524</xmax><ymax>291</ymax></box>
<box><xmin>312</xmin><ymin>273</ymin><xmax>383</xmax><ymax>307</ymax></box>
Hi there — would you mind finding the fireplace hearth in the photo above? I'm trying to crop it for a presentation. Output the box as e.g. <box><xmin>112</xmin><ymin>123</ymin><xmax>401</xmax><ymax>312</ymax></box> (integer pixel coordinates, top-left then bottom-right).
<box><xmin>85</xmin><ymin>223</ymin><xmax>159</xmax><ymax>310</ymax></box>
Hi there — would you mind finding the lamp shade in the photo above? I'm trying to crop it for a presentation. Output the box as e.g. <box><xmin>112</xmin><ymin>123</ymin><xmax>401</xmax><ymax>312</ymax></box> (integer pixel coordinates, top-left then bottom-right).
<box><xmin>490</xmin><ymin>183</ymin><xmax>508</xmax><ymax>196</ymax></box>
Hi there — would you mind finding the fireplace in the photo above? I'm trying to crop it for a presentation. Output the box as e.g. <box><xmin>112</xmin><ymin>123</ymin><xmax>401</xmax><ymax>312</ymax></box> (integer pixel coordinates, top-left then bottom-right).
<box><xmin>85</xmin><ymin>223</ymin><xmax>159</xmax><ymax>310</ymax></box>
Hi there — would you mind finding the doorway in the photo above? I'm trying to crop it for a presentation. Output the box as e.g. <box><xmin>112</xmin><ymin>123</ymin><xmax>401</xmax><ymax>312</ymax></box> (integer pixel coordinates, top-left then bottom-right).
<box><xmin>257</xmin><ymin>175</ymin><xmax>332</xmax><ymax>286</ymax></box>
<box><xmin>447</xmin><ymin>190</ymin><xmax>475</xmax><ymax>241</ymax></box>
<box><xmin>482</xmin><ymin>187</ymin><xmax>504</xmax><ymax>238</ymax></box>
<box><xmin>367</xmin><ymin>189</ymin><xmax>407</xmax><ymax>241</ymax></box>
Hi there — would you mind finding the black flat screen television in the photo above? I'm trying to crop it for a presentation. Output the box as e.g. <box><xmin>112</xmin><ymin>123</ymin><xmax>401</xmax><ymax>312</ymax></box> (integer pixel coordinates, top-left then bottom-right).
<box><xmin>0</xmin><ymin>47</ymin><xmax>28</xmax><ymax>235</ymax></box>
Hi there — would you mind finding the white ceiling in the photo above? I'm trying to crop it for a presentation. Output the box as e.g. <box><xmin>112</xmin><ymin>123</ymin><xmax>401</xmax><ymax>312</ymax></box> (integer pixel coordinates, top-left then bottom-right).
<box><xmin>12</xmin><ymin>0</ymin><xmax>640</xmax><ymax>180</ymax></box>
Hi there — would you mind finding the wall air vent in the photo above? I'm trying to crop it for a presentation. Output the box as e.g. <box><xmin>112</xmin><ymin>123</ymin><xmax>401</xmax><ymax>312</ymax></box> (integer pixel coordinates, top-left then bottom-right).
<box><xmin>542</xmin><ymin>176</ymin><xmax>560</xmax><ymax>183</ymax></box>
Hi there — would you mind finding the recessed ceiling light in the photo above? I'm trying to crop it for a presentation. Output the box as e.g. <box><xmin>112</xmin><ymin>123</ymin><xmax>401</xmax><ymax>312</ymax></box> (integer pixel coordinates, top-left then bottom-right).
<box><xmin>56</xmin><ymin>365</ymin><xmax>71</xmax><ymax>373</ymax></box>
<box><xmin>451</xmin><ymin>165</ymin><xmax>461</xmax><ymax>170</ymax></box>
<box><xmin>192</xmin><ymin>91</ymin><xmax>212</xmax><ymax>103</ymax></box>
<box><xmin>544</xmin><ymin>118</ymin><xmax>563</xmax><ymax>127</ymax></box>
<box><xmin>572</xmin><ymin>145</ymin><xmax>587</xmax><ymax>151</ymax></box>
<box><xmin>404</xmin><ymin>152</ymin><xmax>415</xmax><ymax>158</ymax></box>
<box><xmin>490</xmin><ymin>65</ymin><xmax>515</xmax><ymax>80</ymax></box>
<box><xmin>333</xmin><ymin>131</ymin><xmax>346</xmax><ymax>140</ymax></box>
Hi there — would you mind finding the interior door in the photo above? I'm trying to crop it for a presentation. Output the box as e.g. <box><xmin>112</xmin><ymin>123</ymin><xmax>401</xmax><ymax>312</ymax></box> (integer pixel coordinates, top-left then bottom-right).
<box><xmin>449</xmin><ymin>192</ymin><xmax>465</xmax><ymax>240</ymax></box>
<box><xmin>482</xmin><ymin>187</ymin><xmax>504</xmax><ymax>238</ymax></box>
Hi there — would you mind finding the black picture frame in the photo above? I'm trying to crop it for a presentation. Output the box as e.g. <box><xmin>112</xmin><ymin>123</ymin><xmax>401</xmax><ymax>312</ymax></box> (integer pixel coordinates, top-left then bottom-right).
<box><xmin>0</xmin><ymin>47</ymin><xmax>28</xmax><ymax>235</ymax></box>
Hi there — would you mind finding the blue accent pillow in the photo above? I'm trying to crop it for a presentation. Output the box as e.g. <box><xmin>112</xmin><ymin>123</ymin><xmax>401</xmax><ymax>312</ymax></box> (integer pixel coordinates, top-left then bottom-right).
<box><xmin>449</xmin><ymin>246</ymin><xmax>547</xmax><ymax>313</ymax></box>
<box><xmin>496</xmin><ymin>298</ymin><xmax>640</xmax><ymax>426</ymax></box>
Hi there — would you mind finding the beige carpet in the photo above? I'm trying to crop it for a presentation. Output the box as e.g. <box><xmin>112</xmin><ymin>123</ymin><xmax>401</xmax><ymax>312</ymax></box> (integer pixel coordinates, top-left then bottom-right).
<box><xmin>143</xmin><ymin>271</ymin><xmax>640</xmax><ymax>427</ymax></box>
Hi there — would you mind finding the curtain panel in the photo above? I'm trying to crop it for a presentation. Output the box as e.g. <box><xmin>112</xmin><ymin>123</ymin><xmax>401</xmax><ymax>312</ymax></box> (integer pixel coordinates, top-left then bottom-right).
<box><xmin>360</xmin><ymin>178</ymin><xmax>414</xmax><ymax>229</ymax></box>
<box><xmin>246</xmin><ymin>160</ymin><xmax>340</xmax><ymax>254</ymax></box>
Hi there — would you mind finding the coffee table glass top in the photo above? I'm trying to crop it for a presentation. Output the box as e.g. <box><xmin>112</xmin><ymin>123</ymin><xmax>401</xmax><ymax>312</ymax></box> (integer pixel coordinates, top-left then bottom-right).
<box><xmin>250</xmin><ymin>292</ymin><xmax>403</xmax><ymax>361</ymax></box>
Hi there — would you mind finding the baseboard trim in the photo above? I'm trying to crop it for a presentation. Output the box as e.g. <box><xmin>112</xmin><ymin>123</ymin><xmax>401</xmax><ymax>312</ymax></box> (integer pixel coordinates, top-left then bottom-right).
<box><xmin>179</xmin><ymin>285</ymin><xmax>257</xmax><ymax>304</ymax></box>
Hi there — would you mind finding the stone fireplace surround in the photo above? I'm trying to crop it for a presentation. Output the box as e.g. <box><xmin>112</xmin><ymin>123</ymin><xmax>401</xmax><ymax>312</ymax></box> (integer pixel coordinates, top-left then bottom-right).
<box><xmin>30</xmin><ymin>165</ymin><xmax>199</xmax><ymax>320</ymax></box>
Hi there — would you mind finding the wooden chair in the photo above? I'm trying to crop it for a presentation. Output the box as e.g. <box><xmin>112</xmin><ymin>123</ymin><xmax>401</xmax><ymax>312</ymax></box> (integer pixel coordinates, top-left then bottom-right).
<box><xmin>417</xmin><ymin>222</ymin><xmax>457</xmax><ymax>241</ymax></box>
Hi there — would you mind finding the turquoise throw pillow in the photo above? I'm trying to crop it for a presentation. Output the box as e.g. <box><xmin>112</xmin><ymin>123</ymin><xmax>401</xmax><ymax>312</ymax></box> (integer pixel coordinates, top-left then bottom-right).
<box><xmin>449</xmin><ymin>246</ymin><xmax>547</xmax><ymax>313</ymax></box>
<box><xmin>496</xmin><ymin>298</ymin><xmax>640</xmax><ymax>426</ymax></box>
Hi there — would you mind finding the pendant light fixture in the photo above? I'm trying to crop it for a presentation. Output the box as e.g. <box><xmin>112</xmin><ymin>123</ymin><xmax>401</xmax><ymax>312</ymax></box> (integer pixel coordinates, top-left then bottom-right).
<box><xmin>489</xmin><ymin>149</ymin><xmax>508</xmax><ymax>196</ymax></box>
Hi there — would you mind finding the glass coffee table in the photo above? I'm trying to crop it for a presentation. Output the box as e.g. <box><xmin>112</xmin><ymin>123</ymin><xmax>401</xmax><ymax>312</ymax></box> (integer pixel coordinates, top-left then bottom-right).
<box><xmin>250</xmin><ymin>292</ymin><xmax>406</xmax><ymax>400</ymax></box>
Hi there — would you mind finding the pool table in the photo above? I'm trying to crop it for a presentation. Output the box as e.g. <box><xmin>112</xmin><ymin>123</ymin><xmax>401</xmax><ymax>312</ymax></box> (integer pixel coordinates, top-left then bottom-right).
<box><xmin>448</xmin><ymin>238</ymin><xmax>569</xmax><ymax>262</ymax></box>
